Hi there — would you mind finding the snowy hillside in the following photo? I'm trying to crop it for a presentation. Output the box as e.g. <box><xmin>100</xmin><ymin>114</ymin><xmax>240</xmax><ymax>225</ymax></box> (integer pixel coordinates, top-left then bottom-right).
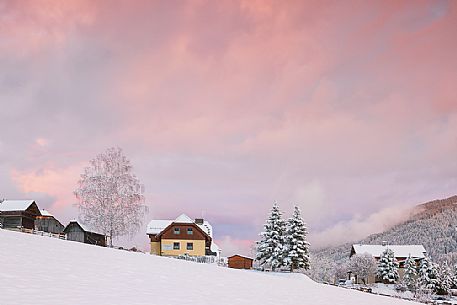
<box><xmin>0</xmin><ymin>229</ymin><xmax>419</xmax><ymax>305</ymax></box>
<box><xmin>313</xmin><ymin>195</ymin><xmax>457</xmax><ymax>266</ymax></box>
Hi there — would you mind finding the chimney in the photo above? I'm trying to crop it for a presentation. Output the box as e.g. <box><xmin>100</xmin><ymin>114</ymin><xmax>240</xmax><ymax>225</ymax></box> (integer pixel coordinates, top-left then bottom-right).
<box><xmin>381</xmin><ymin>241</ymin><xmax>388</xmax><ymax>247</ymax></box>
<box><xmin>195</xmin><ymin>218</ymin><xmax>204</xmax><ymax>225</ymax></box>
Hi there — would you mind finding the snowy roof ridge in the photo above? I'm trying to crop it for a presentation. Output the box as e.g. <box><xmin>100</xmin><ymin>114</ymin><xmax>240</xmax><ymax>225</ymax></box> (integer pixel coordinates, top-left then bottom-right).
<box><xmin>228</xmin><ymin>254</ymin><xmax>253</xmax><ymax>260</ymax></box>
<box><xmin>146</xmin><ymin>214</ymin><xmax>213</xmax><ymax>238</ymax></box>
<box><xmin>0</xmin><ymin>200</ymin><xmax>36</xmax><ymax>212</ymax></box>
<box><xmin>352</xmin><ymin>244</ymin><xmax>427</xmax><ymax>258</ymax></box>
<box><xmin>68</xmin><ymin>220</ymin><xmax>104</xmax><ymax>236</ymax></box>
<box><xmin>174</xmin><ymin>213</ymin><xmax>193</xmax><ymax>223</ymax></box>
<box><xmin>40</xmin><ymin>209</ymin><xmax>53</xmax><ymax>217</ymax></box>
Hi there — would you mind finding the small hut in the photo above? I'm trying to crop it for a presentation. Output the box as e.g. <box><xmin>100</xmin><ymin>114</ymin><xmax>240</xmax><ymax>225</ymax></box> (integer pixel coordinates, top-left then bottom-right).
<box><xmin>228</xmin><ymin>255</ymin><xmax>253</xmax><ymax>269</ymax></box>
<box><xmin>0</xmin><ymin>200</ymin><xmax>41</xmax><ymax>230</ymax></box>
<box><xmin>64</xmin><ymin>221</ymin><xmax>106</xmax><ymax>247</ymax></box>
<box><xmin>35</xmin><ymin>209</ymin><xmax>64</xmax><ymax>234</ymax></box>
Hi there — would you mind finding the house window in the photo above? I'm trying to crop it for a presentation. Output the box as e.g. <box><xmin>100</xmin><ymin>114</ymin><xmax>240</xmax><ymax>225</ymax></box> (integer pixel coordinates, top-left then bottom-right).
<box><xmin>187</xmin><ymin>228</ymin><xmax>193</xmax><ymax>235</ymax></box>
<box><xmin>173</xmin><ymin>242</ymin><xmax>180</xmax><ymax>250</ymax></box>
<box><xmin>187</xmin><ymin>242</ymin><xmax>193</xmax><ymax>250</ymax></box>
<box><xmin>174</xmin><ymin>227</ymin><xmax>180</xmax><ymax>235</ymax></box>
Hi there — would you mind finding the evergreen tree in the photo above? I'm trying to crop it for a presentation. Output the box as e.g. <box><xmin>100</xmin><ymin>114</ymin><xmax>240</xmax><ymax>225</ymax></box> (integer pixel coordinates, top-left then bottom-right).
<box><xmin>284</xmin><ymin>206</ymin><xmax>310</xmax><ymax>271</ymax></box>
<box><xmin>403</xmin><ymin>255</ymin><xmax>418</xmax><ymax>290</ymax></box>
<box><xmin>376</xmin><ymin>248</ymin><xmax>399</xmax><ymax>284</ymax></box>
<box><xmin>418</xmin><ymin>256</ymin><xmax>438</xmax><ymax>292</ymax></box>
<box><xmin>256</xmin><ymin>203</ymin><xmax>287</xmax><ymax>271</ymax></box>
<box><xmin>435</xmin><ymin>262</ymin><xmax>454</xmax><ymax>295</ymax></box>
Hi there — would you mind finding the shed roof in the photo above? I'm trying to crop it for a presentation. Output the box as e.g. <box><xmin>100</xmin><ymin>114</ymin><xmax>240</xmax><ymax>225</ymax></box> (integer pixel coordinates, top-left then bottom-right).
<box><xmin>66</xmin><ymin>220</ymin><xmax>104</xmax><ymax>236</ymax></box>
<box><xmin>39</xmin><ymin>209</ymin><xmax>53</xmax><ymax>217</ymax></box>
<box><xmin>0</xmin><ymin>200</ymin><xmax>40</xmax><ymax>213</ymax></box>
<box><xmin>228</xmin><ymin>254</ymin><xmax>254</xmax><ymax>260</ymax></box>
<box><xmin>351</xmin><ymin>244</ymin><xmax>426</xmax><ymax>258</ymax></box>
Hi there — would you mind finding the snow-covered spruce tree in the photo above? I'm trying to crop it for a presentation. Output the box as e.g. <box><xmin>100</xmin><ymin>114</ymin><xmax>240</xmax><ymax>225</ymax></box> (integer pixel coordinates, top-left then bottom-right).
<box><xmin>376</xmin><ymin>248</ymin><xmax>399</xmax><ymax>284</ymax></box>
<box><xmin>435</xmin><ymin>262</ymin><xmax>454</xmax><ymax>295</ymax></box>
<box><xmin>256</xmin><ymin>203</ymin><xmax>287</xmax><ymax>271</ymax></box>
<box><xmin>284</xmin><ymin>206</ymin><xmax>310</xmax><ymax>271</ymax></box>
<box><xmin>348</xmin><ymin>253</ymin><xmax>377</xmax><ymax>284</ymax></box>
<box><xmin>403</xmin><ymin>255</ymin><xmax>418</xmax><ymax>291</ymax></box>
<box><xmin>454</xmin><ymin>263</ymin><xmax>457</xmax><ymax>288</ymax></box>
<box><xmin>74</xmin><ymin>147</ymin><xmax>148</xmax><ymax>247</ymax></box>
<box><xmin>418</xmin><ymin>256</ymin><xmax>438</xmax><ymax>292</ymax></box>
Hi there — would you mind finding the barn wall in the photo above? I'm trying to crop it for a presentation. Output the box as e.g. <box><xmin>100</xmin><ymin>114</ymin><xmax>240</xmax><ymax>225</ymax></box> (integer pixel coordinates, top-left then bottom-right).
<box><xmin>0</xmin><ymin>216</ymin><xmax>22</xmax><ymax>229</ymax></box>
<box><xmin>228</xmin><ymin>256</ymin><xmax>253</xmax><ymax>269</ymax></box>
<box><xmin>66</xmin><ymin>225</ymin><xmax>85</xmax><ymax>243</ymax></box>
<box><xmin>36</xmin><ymin>218</ymin><xmax>64</xmax><ymax>234</ymax></box>
<box><xmin>85</xmin><ymin>232</ymin><xmax>106</xmax><ymax>247</ymax></box>
<box><xmin>150</xmin><ymin>241</ymin><xmax>160</xmax><ymax>255</ymax></box>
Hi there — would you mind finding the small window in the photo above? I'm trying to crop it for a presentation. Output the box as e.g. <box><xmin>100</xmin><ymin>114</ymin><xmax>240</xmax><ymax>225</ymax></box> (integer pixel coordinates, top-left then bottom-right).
<box><xmin>187</xmin><ymin>242</ymin><xmax>193</xmax><ymax>250</ymax></box>
<box><xmin>187</xmin><ymin>228</ymin><xmax>193</xmax><ymax>235</ymax></box>
<box><xmin>174</xmin><ymin>227</ymin><xmax>180</xmax><ymax>235</ymax></box>
<box><xmin>173</xmin><ymin>242</ymin><xmax>180</xmax><ymax>250</ymax></box>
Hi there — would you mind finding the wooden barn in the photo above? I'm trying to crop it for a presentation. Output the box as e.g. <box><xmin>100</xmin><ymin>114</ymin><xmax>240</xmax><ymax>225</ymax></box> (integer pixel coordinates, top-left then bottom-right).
<box><xmin>0</xmin><ymin>200</ymin><xmax>41</xmax><ymax>230</ymax></box>
<box><xmin>35</xmin><ymin>209</ymin><xmax>64</xmax><ymax>234</ymax></box>
<box><xmin>64</xmin><ymin>221</ymin><xmax>106</xmax><ymax>247</ymax></box>
<box><xmin>228</xmin><ymin>255</ymin><xmax>253</xmax><ymax>269</ymax></box>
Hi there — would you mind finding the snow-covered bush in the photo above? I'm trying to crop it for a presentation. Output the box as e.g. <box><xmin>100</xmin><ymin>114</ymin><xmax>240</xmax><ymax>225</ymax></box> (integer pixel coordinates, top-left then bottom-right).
<box><xmin>376</xmin><ymin>248</ymin><xmax>399</xmax><ymax>284</ymax></box>
<box><xmin>435</xmin><ymin>261</ymin><xmax>454</xmax><ymax>295</ymax></box>
<box><xmin>348</xmin><ymin>253</ymin><xmax>376</xmax><ymax>284</ymax></box>
<box><xmin>305</xmin><ymin>255</ymin><xmax>337</xmax><ymax>283</ymax></box>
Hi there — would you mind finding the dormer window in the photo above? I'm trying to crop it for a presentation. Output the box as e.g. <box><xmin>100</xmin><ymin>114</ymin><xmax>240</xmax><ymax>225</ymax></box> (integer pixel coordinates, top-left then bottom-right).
<box><xmin>174</xmin><ymin>227</ymin><xmax>180</xmax><ymax>235</ymax></box>
<box><xmin>187</xmin><ymin>228</ymin><xmax>193</xmax><ymax>235</ymax></box>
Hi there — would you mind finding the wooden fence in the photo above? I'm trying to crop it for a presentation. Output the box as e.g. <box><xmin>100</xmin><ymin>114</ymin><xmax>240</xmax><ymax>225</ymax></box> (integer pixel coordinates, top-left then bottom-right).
<box><xmin>20</xmin><ymin>227</ymin><xmax>66</xmax><ymax>240</ymax></box>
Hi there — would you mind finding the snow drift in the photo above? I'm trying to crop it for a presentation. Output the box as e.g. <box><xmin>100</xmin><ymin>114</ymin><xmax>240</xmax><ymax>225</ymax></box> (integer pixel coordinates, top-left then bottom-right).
<box><xmin>0</xmin><ymin>229</ymin><xmax>419</xmax><ymax>305</ymax></box>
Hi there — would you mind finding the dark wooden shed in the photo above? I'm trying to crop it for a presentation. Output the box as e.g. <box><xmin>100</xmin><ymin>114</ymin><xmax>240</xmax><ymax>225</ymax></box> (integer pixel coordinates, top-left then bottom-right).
<box><xmin>228</xmin><ymin>255</ymin><xmax>253</xmax><ymax>269</ymax></box>
<box><xmin>64</xmin><ymin>221</ymin><xmax>106</xmax><ymax>247</ymax></box>
<box><xmin>35</xmin><ymin>209</ymin><xmax>65</xmax><ymax>234</ymax></box>
<box><xmin>0</xmin><ymin>200</ymin><xmax>41</xmax><ymax>230</ymax></box>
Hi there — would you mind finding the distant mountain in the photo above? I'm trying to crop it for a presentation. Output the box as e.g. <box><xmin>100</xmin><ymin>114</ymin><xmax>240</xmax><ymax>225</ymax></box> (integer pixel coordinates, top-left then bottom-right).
<box><xmin>313</xmin><ymin>195</ymin><xmax>457</xmax><ymax>264</ymax></box>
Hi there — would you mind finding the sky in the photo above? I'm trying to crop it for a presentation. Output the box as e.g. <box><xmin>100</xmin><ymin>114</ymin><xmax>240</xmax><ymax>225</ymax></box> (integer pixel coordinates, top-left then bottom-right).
<box><xmin>1</xmin><ymin>0</ymin><xmax>457</xmax><ymax>256</ymax></box>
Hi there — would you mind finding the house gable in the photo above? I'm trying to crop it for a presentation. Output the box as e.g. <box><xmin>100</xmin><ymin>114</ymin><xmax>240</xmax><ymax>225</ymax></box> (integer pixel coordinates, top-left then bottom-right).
<box><xmin>158</xmin><ymin>222</ymin><xmax>210</xmax><ymax>242</ymax></box>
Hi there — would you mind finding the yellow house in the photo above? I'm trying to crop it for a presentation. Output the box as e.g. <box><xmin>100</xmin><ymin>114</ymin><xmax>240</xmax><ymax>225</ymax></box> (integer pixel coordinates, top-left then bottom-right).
<box><xmin>147</xmin><ymin>214</ymin><xmax>220</xmax><ymax>257</ymax></box>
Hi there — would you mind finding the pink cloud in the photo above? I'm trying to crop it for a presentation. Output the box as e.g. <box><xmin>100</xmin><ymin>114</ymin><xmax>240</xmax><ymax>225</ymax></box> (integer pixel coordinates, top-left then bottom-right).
<box><xmin>1</xmin><ymin>0</ymin><xmax>457</xmax><ymax>251</ymax></box>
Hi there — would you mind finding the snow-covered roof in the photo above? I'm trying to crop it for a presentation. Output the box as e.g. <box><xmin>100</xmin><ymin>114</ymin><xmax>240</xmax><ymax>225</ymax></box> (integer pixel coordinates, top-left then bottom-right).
<box><xmin>0</xmin><ymin>200</ymin><xmax>37</xmax><ymax>212</ymax></box>
<box><xmin>39</xmin><ymin>209</ymin><xmax>53</xmax><ymax>217</ymax></box>
<box><xmin>146</xmin><ymin>220</ymin><xmax>173</xmax><ymax>235</ymax></box>
<box><xmin>174</xmin><ymin>214</ymin><xmax>193</xmax><ymax>223</ymax></box>
<box><xmin>228</xmin><ymin>254</ymin><xmax>254</xmax><ymax>260</ymax></box>
<box><xmin>147</xmin><ymin>214</ymin><xmax>210</xmax><ymax>235</ymax></box>
<box><xmin>352</xmin><ymin>244</ymin><xmax>426</xmax><ymax>259</ymax></box>
<box><xmin>146</xmin><ymin>214</ymin><xmax>219</xmax><ymax>250</ymax></box>
<box><xmin>69</xmin><ymin>220</ymin><xmax>104</xmax><ymax>236</ymax></box>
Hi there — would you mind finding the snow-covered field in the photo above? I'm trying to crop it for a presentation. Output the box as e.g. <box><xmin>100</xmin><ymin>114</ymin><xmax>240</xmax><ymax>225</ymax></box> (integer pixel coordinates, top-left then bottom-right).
<box><xmin>0</xmin><ymin>229</ymin><xmax>420</xmax><ymax>305</ymax></box>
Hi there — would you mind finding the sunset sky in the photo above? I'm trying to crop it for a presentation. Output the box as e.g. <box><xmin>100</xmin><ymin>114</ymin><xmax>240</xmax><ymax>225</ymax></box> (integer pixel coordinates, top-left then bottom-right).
<box><xmin>1</xmin><ymin>0</ymin><xmax>456</xmax><ymax>255</ymax></box>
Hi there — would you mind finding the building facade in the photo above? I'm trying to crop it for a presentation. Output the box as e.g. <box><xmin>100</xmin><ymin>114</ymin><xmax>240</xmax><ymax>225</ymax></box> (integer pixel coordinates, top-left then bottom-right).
<box><xmin>64</xmin><ymin>221</ymin><xmax>106</xmax><ymax>247</ymax></box>
<box><xmin>349</xmin><ymin>243</ymin><xmax>426</xmax><ymax>284</ymax></box>
<box><xmin>147</xmin><ymin>214</ymin><xmax>220</xmax><ymax>257</ymax></box>
<box><xmin>228</xmin><ymin>255</ymin><xmax>253</xmax><ymax>269</ymax></box>
<box><xmin>35</xmin><ymin>209</ymin><xmax>64</xmax><ymax>234</ymax></box>
<box><xmin>0</xmin><ymin>200</ymin><xmax>41</xmax><ymax>230</ymax></box>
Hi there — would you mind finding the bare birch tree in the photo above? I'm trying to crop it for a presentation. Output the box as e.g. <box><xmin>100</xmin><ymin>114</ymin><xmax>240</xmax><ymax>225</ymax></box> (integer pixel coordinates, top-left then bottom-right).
<box><xmin>74</xmin><ymin>147</ymin><xmax>148</xmax><ymax>247</ymax></box>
